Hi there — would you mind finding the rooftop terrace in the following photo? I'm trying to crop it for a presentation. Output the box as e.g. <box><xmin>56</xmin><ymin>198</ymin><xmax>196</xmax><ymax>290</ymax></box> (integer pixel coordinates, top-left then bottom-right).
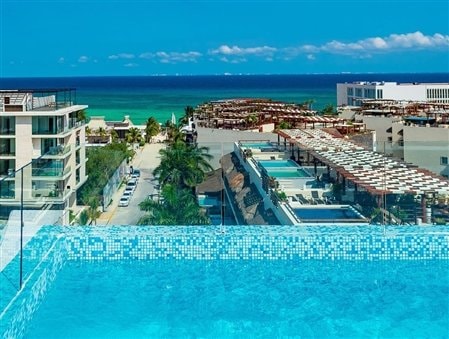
<box><xmin>0</xmin><ymin>89</ymin><xmax>77</xmax><ymax>112</ymax></box>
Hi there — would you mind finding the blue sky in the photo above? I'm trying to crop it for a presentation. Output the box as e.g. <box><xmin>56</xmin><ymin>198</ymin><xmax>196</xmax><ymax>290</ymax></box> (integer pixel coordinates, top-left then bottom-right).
<box><xmin>1</xmin><ymin>0</ymin><xmax>448</xmax><ymax>77</ymax></box>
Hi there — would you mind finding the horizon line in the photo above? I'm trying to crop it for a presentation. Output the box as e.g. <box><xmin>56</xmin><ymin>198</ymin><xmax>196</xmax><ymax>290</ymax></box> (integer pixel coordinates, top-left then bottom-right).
<box><xmin>1</xmin><ymin>71</ymin><xmax>449</xmax><ymax>79</ymax></box>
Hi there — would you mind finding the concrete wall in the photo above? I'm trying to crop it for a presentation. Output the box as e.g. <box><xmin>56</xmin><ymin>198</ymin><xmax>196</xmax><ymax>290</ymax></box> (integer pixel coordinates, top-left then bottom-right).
<box><xmin>354</xmin><ymin>115</ymin><xmax>401</xmax><ymax>155</ymax></box>
<box><xmin>403</xmin><ymin>125</ymin><xmax>449</xmax><ymax>177</ymax></box>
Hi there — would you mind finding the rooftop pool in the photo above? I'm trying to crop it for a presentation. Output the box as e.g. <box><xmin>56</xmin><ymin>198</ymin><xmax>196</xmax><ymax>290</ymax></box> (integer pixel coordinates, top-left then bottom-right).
<box><xmin>239</xmin><ymin>141</ymin><xmax>278</xmax><ymax>150</ymax></box>
<box><xmin>266</xmin><ymin>168</ymin><xmax>312</xmax><ymax>178</ymax></box>
<box><xmin>1</xmin><ymin>225</ymin><xmax>448</xmax><ymax>338</ymax></box>
<box><xmin>258</xmin><ymin>159</ymin><xmax>299</xmax><ymax>168</ymax></box>
<box><xmin>293</xmin><ymin>206</ymin><xmax>367</xmax><ymax>223</ymax></box>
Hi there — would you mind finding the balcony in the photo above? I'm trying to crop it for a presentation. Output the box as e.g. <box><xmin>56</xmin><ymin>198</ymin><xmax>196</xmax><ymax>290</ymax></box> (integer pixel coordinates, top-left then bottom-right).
<box><xmin>32</xmin><ymin>165</ymin><xmax>71</xmax><ymax>178</ymax></box>
<box><xmin>32</xmin><ymin>188</ymin><xmax>70</xmax><ymax>200</ymax></box>
<box><xmin>42</xmin><ymin>145</ymin><xmax>71</xmax><ymax>157</ymax></box>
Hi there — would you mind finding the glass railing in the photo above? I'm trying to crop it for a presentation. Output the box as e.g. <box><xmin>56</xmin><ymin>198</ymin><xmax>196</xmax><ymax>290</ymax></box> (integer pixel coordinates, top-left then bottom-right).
<box><xmin>0</xmin><ymin>158</ymin><xmax>66</xmax><ymax>310</ymax></box>
<box><xmin>43</xmin><ymin>145</ymin><xmax>71</xmax><ymax>156</ymax></box>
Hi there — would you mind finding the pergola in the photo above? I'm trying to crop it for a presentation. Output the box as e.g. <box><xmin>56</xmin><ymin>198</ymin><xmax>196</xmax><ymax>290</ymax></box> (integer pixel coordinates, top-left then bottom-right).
<box><xmin>277</xmin><ymin>129</ymin><xmax>449</xmax><ymax>223</ymax></box>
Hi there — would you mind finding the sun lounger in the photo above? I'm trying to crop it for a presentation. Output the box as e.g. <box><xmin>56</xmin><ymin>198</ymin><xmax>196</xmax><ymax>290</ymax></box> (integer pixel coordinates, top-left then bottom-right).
<box><xmin>296</xmin><ymin>194</ymin><xmax>310</xmax><ymax>204</ymax></box>
<box><xmin>311</xmin><ymin>190</ymin><xmax>326</xmax><ymax>204</ymax></box>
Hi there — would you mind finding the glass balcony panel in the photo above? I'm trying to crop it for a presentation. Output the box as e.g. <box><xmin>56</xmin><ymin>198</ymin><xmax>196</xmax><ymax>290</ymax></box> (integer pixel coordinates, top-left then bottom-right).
<box><xmin>0</xmin><ymin>139</ymin><xmax>16</xmax><ymax>156</ymax></box>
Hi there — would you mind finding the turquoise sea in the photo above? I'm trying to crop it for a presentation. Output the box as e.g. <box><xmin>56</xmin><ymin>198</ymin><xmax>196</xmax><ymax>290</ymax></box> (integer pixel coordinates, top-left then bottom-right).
<box><xmin>1</xmin><ymin>74</ymin><xmax>448</xmax><ymax>124</ymax></box>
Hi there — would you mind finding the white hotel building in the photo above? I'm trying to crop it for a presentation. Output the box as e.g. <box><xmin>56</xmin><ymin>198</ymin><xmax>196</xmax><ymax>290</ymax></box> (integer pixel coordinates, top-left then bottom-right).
<box><xmin>0</xmin><ymin>89</ymin><xmax>88</xmax><ymax>223</ymax></box>
<box><xmin>337</xmin><ymin>81</ymin><xmax>449</xmax><ymax>106</ymax></box>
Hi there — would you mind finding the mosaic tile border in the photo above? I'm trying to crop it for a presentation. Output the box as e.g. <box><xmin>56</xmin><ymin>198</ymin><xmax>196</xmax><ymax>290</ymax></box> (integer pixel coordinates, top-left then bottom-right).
<box><xmin>64</xmin><ymin>225</ymin><xmax>449</xmax><ymax>261</ymax></box>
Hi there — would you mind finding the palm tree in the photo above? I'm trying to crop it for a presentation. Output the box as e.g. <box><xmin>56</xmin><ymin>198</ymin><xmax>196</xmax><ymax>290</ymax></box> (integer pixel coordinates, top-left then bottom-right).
<box><xmin>180</xmin><ymin>105</ymin><xmax>195</xmax><ymax>125</ymax></box>
<box><xmin>110</xmin><ymin>129</ymin><xmax>119</xmax><ymax>143</ymax></box>
<box><xmin>86</xmin><ymin>196</ymin><xmax>101</xmax><ymax>225</ymax></box>
<box><xmin>125</xmin><ymin>127</ymin><xmax>143</xmax><ymax>144</ymax></box>
<box><xmin>77</xmin><ymin>109</ymin><xmax>88</xmax><ymax>122</ymax></box>
<box><xmin>246</xmin><ymin>114</ymin><xmax>258</xmax><ymax>128</ymax></box>
<box><xmin>164</xmin><ymin>122</ymin><xmax>184</xmax><ymax>144</ymax></box>
<box><xmin>302</xmin><ymin>99</ymin><xmax>315</xmax><ymax>110</ymax></box>
<box><xmin>96</xmin><ymin>127</ymin><xmax>107</xmax><ymax>137</ymax></box>
<box><xmin>145</xmin><ymin>117</ymin><xmax>160</xmax><ymax>143</ymax></box>
<box><xmin>138</xmin><ymin>184</ymin><xmax>210</xmax><ymax>225</ymax></box>
<box><xmin>153</xmin><ymin>141</ymin><xmax>213</xmax><ymax>190</ymax></box>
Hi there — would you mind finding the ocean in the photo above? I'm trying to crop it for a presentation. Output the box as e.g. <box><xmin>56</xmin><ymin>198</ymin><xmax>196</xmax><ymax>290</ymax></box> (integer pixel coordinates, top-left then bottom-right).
<box><xmin>1</xmin><ymin>73</ymin><xmax>448</xmax><ymax>125</ymax></box>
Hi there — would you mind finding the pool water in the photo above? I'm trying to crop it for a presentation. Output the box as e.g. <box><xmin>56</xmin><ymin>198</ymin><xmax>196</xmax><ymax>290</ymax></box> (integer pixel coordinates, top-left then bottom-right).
<box><xmin>198</xmin><ymin>195</ymin><xmax>219</xmax><ymax>207</ymax></box>
<box><xmin>240</xmin><ymin>142</ymin><xmax>275</xmax><ymax>149</ymax></box>
<box><xmin>24</xmin><ymin>259</ymin><xmax>449</xmax><ymax>338</ymax></box>
<box><xmin>267</xmin><ymin>168</ymin><xmax>311</xmax><ymax>178</ymax></box>
<box><xmin>294</xmin><ymin>207</ymin><xmax>364</xmax><ymax>221</ymax></box>
<box><xmin>258</xmin><ymin>160</ymin><xmax>299</xmax><ymax>168</ymax></box>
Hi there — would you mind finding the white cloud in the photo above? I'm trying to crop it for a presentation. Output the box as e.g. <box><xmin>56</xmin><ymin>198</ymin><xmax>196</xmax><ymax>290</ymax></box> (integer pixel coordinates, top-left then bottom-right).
<box><xmin>58</xmin><ymin>57</ymin><xmax>65</xmax><ymax>64</ymax></box>
<box><xmin>283</xmin><ymin>31</ymin><xmax>449</xmax><ymax>59</ymax></box>
<box><xmin>108</xmin><ymin>53</ymin><xmax>135</xmax><ymax>60</ymax></box>
<box><xmin>78</xmin><ymin>56</ymin><xmax>89</xmax><ymax>63</ymax></box>
<box><xmin>139</xmin><ymin>51</ymin><xmax>202</xmax><ymax>63</ymax></box>
<box><xmin>210</xmin><ymin>45</ymin><xmax>277</xmax><ymax>57</ymax></box>
<box><xmin>219</xmin><ymin>56</ymin><xmax>247</xmax><ymax>64</ymax></box>
<box><xmin>124</xmin><ymin>63</ymin><xmax>139</xmax><ymax>68</ymax></box>
<box><xmin>306</xmin><ymin>54</ymin><xmax>316</xmax><ymax>60</ymax></box>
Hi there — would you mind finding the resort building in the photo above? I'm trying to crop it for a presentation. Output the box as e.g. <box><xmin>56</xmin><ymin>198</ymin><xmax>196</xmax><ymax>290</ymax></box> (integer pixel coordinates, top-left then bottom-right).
<box><xmin>337</xmin><ymin>81</ymin><xmax>449</xmax><ymax>106</ymax></box>
<box><xmin>195</xmin><ymin>98</ymin><xmax>334</xmax><ymax>131</ymax></box>
<box><xmin>0</xmin><ymin>89</ymin><xmax>88</xmax><ymax>224</ymax></box>
<box><xmin>232</xmin><ymin>139</ymin><xmax>369</xmax><ymax>225</ymax></box>
<box><xmin>275</xmin><ymin>128</ymin><xmax>449</xmax><ymax>224</ymax></box>
<box><xmin>341</xmin><ymin>100</ymin><xmax>449</xmax><ymax>177</ymax></box>
<box><xmin>86</xmin><ymin>115</ymin><xmax>145</xmax><ymax>145</ymax></box>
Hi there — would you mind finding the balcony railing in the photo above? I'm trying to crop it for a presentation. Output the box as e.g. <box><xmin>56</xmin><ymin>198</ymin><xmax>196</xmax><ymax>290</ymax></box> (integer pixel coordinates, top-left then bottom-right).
<box><xmin>44</xmin><ymin>145</ymin><xmax>71</xmax><ymax>156</ymax></box>
<box><xmin>32</xmin><ymin>188</ymin><xmax>68</xmax><ymax>199</ymax></box>
<box><xmin>32</xmin><ymin>165</ymin><xmax>71</xmax><ymax>177</ymax></box>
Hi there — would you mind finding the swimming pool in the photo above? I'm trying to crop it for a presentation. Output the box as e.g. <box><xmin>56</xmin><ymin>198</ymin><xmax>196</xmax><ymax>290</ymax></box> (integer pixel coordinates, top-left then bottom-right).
<box><xmin>258</xmin><ymin>159</ymin><xmax>299</xmax><ymax>168</ymax></box>
<box><xmin>2</xmin><ymin>225</ymin><xmax>449</xmax><ymax>338</ymax></box>
<box><xmin>293</xmin><ymin>206</ymin><xmax>366</xmax><ymax>222</ymax></box>
<box><xmin>197</xmin><ymin>195</ymin><xmax>219</xmax><ymax>207</ymax></box>
<box><xmin>239</xmin><ymin>141</ymin><xmax>277</xmax><ymax>150</ymax></box>
<box><xmin>24</xmin><ymin>259</ymin><xmax>449</xmax><ymax>338</ymax></box>
<box><xmin>266</xmin><ymin>168</ymin><xmax>311</xmax><ymax>178</ymax></box>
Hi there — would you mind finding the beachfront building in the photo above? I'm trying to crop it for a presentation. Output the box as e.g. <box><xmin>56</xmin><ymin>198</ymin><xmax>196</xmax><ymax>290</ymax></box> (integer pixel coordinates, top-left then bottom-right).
<box><xmin>87</xmin><ymin>115</ymin><xmax>146</xmax><ymax>145</ymax></box>
<box><xmin>195</xmin><ymin>98</ymin><xmax>336</xmax><ymax>131</ymax></box>
<box><xmin>0</xmin><ymin>89</ymin><xmax>88</xmax><ymax>224</ymax></box>
<box><xmin>337</xmin><ymin>82</ymin><xmax>449</xmax><ymax>107</ymax></box>
<box><xmin>276</xmin><ymin>128</ymin><xmax>449</xmax><ymax>224</ymax></box>
<box><xmin>344</xmin><ymin>101</ymin><xmax>449</xmax><ymax>177</ymax></box>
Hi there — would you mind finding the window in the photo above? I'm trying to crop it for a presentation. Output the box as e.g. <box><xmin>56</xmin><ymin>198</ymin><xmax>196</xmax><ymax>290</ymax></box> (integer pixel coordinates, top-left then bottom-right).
<box><xmin>355</xmin><ymin>88</ymin><xmax>362</xmax><ymax>97</ymax></box>
<box><xmin>347</xmin><ymin>87</ymin><xmax>354</xmax><ymax>96</ymax></box>
<box><xmin>441</xmin><ymin>156</ymin><xmax>448</xmax><ymax>165</ymax></box>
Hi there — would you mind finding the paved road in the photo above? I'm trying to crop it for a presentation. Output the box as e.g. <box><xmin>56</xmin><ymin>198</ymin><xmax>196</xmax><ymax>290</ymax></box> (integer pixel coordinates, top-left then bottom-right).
<box><xmin>97</xmin><ymin>144</ymin><xmax>165</xmax><ymax>225</ymax></box>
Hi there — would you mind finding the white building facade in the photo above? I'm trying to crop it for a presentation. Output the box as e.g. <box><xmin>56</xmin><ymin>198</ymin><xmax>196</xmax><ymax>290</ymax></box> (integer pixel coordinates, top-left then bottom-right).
<box><xmin>337</xmin><ymin>82</ymin><xmax>449</xmax><ymax>106</ymax></box>
<box><xmin>0</xmin><ymin>89</ymin><xmax>88</xmax><ymax>222</ymax></box>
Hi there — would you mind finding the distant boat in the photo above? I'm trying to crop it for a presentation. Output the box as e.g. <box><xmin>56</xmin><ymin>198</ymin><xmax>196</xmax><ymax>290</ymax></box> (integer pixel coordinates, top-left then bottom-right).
<box><xmin>171</xmin><ymin>112</ymin><xmax>176</xmax><ymax>125</ymax></box>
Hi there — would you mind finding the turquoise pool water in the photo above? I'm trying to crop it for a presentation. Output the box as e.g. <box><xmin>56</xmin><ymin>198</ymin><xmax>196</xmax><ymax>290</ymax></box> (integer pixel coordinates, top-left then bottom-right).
<box><xmin>240</xmin><ymin>142</ymin><xmax>276</xmax><ymax>149</ymax></box>
<box><xmin>267</xmin><ymin>168</ymin><xmax>311</xmax><ymax>178</ymax></box>
<box><xmin>198</xmin><ymin>195</ymin><xmax>219</xmax><ymax>207</ymax></box>
<box><xmin>258</xmin><ymin>159</ymin><xmax>299</xmax><ymax>168</ymax></box>
<box><xmin>294</xmin><ymin>207</ymin><xmax>365</xmax><ymax>222</ymax></box>
<box><xmin>24</xmin><ymin>259</ymin><xmax>449</xmax><ymax>338</ymax></box>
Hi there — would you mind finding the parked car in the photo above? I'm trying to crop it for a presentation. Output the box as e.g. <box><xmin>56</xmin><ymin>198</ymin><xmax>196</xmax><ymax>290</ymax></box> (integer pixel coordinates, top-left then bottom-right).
<box><xmin>118</xmin><ymin>196</ymin><xmax>130</xmax><ymax>207</ymax></box>
<box><xmin>122</xmin><ymin>190</ymin><xmax>132</xmax><ymax>199</ymax></box>
<box><xmin>124</xmin><ymin>186</ymin><xmax>134</xmax><ymax>196</ymax></box>
<box><xmin>127</xmin><ymin>178</ymin><xmax>138</xmax><ymax>190</ymax></box>
<box><xmin>131</xmin><ymin>168</ymin><xmax>141</xmax><ymax>179</ymax></box>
